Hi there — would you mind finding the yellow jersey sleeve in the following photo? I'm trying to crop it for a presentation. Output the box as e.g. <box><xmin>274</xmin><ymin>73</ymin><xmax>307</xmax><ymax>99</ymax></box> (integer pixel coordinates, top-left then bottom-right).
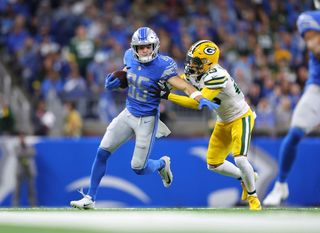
<box><xmin>201</xmin><ymin>87</ymin><xmax>222</xmax><ymax>101</ymax></box>
<box><xmin>167</xmin><ymin>93</ymin><xmax>199</xmax><ymax>109</ymax></box>
<box><xmin>167</xmin><ymin>87</ymin><xmax>221</xmax><ymax>109</ymax></box>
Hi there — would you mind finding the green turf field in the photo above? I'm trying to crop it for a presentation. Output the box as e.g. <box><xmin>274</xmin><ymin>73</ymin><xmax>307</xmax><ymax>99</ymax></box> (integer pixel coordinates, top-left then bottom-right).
<box><xmin>0</xmin><ymin>208</ymin><xmax>319</xmax><ymax>233</ymax></box>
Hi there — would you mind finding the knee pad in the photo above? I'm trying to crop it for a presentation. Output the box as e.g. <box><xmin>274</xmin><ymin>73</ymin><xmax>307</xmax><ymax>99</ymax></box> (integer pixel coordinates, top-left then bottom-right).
<box><xmin>287</xmin><ymin>127</ymin><xmax>305</xmax><ymax>144</ymax></box>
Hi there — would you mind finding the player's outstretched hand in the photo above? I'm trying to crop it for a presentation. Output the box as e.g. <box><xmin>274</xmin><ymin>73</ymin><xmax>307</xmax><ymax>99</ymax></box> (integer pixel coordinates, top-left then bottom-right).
<box><xmin>199</xmin><ymin>98</ymin><xmax>219</xmax><ymax>111</ymax></box>
<box><xmin>105</xmin><ymin>73</ymin><xmax>121</xmax><ymax>90</ymax></box>
<box><xmin>157</xmin><ymin>80</ymin><xmax>170</xmax><ymax>99</ymax></box>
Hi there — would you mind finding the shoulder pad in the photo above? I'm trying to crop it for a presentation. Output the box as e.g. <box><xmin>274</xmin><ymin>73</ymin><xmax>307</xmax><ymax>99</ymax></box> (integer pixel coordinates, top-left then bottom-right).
<box><xmin>160</xmin><ymin>56</ymin><xmax>178</xmax><ymax>80</ymax></box>
<box><xmin>123</xmin><ymin>49</ymin><xmax>133</xmax><ymax>65</ymax></box>
<box><xmin>203</xmin><ymin>65</ymin><xmax>229</xmax><ymax>89</ymax></box>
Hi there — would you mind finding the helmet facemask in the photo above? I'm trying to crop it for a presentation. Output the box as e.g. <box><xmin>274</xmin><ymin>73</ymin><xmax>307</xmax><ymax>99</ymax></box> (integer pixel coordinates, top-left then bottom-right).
<box><xmin>184</xmin><ymin>56</ymin><xmax>207</xmax><ymax>80</ymax></box>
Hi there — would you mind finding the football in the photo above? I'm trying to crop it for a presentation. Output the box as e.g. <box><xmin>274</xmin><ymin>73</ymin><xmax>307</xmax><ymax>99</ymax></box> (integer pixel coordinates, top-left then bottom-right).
<box><xmin>112</xmin><ymin>70</ymin><xmax>128</xmax><ymax>89</ymax></box>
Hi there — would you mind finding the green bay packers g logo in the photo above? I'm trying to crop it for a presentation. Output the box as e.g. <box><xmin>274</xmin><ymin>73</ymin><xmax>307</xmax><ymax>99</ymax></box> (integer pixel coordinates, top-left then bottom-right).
<box><xmin>204</xmin><ymin>47</ymin><xmax>216</xmax><ymax>55</ymax></box>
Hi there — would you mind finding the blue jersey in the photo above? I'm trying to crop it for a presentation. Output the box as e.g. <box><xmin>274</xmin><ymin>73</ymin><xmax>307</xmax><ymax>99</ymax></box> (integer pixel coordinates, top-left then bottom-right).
<box><xmin>123</xmin><ymin>49</ymin><xmax>178</xmax><ymax>117</ymax></box>
<box><xmin>297</xmin><ymin>11</ymin><xmax>320</xmax><ymax>86</ymax></box>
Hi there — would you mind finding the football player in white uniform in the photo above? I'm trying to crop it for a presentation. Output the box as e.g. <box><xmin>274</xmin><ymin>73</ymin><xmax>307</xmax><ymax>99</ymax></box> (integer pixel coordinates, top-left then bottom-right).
<box><xmin>160</xmin><ymin>40</ymin><xmax>261</xmax><ymax>210</ymax></box>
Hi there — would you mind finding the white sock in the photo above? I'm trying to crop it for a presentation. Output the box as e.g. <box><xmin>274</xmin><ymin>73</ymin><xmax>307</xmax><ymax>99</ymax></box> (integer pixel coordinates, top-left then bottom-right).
<box><xmin>208</xmin><ymin>160</ymin><xmax>242</xmax><ymax>179</ymax></box>
<box><xmin>235</xmin><ymin>156</ymin><xmax>256</xmax><ymax>194</ymax></box>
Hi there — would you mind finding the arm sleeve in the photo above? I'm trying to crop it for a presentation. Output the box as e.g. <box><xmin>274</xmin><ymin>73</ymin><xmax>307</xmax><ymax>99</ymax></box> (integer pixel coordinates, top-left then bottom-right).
<box><xmin>201</xmin><ymin>87</ymin><xmax>222</xmax><ymax>101</ymax></box>
<box><xmin>167</xmin><ymin>87</ymin><xmax>222</xmax><ymax>109</ymax></box>
<box><xmin>167</xmin><ymin>93</ymin><xmax>199</xmax><ymax>109</ymax></box>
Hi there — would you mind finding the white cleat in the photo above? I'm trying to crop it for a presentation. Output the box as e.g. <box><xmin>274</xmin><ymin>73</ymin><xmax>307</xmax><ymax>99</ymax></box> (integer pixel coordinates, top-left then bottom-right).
<box><xmin>158</xmin><ymin>156</ymin><xmax>173</xmax><ymax>188</ymax></box>
<box><xmin>263</xmin><ymin>181</ymin><xmax>289</xmax><ymax>206</ymax></box>
<box><xmin>70</xmin><ymin>190</ymin><xmax>95</xmax><ymax>209</ymax></box>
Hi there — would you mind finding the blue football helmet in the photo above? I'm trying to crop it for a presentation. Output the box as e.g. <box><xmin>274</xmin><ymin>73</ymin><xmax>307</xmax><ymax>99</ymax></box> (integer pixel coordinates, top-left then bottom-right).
<box><xmin>131</xmin><ymin>27</ymin><xmax>160</xmax><ymax>63</ymax></box>
<box><xmin>297</xmin><ymin>11</ymin><xmax>320</xmax><ymax>36</ymax></box>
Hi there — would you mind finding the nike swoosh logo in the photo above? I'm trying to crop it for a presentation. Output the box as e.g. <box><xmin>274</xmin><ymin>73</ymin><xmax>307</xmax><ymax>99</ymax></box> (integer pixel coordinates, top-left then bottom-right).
<box><xmin>83</xmin><ymin>203</ymin><xmax>92</xmax><ymax>207</ymax></box>
<box><xmin>144</xmin><ymin>120</ymin><xmax>152</xmax><ymax>123</ymax></box>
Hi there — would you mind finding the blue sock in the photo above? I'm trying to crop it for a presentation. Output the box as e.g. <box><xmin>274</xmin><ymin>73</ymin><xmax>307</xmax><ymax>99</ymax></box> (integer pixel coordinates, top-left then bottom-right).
<box><xmin>87</xmin><ymin>148</ymin><xmax>111</xmax><ymax>201</ymax></box>
<box><xmin>133</xmin><ymin>159</ymin><xmax>165</xmax><ymax>175</ymax></box>
<box><xmin>278</xmin><ymin>127</ymin><xmax>305</xmax><ymax>182</ymax></box>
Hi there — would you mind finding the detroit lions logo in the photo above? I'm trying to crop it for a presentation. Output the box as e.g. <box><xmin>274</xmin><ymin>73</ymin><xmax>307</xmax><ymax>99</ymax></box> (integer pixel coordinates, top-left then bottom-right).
<box><xmin>204</xmin><ymin>47</ymin><xmax>216</xmax><ymax>55</ymax></box>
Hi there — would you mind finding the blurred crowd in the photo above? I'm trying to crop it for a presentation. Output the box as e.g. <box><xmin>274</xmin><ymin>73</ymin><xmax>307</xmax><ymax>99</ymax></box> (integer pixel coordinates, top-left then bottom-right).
<box><xmin>0</xmin><ymin>0</ymin><xmax>316</xmax><ymax>136</ymax></box>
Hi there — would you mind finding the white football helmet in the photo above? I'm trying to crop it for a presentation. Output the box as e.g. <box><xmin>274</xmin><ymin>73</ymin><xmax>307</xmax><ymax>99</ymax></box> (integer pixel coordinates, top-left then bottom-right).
<box><xmin>131</xmin><ymin>27</ymin><xmax>160</xmax><ymax>63</ymax></box>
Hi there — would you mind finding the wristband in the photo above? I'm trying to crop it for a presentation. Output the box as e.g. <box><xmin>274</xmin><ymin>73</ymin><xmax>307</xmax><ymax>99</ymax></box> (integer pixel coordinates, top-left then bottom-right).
<box><xmin>190</xmin><ymin>91</ymin><xmax>202</xmax><ymax>99</ymax></box>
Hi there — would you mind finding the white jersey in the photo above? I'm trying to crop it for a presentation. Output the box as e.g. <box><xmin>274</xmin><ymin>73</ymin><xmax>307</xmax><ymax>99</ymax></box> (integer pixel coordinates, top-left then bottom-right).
<box><xmin>186</xmin><ymin>64</ymin><xmax>250</xmax><ymax>123</ymax></box>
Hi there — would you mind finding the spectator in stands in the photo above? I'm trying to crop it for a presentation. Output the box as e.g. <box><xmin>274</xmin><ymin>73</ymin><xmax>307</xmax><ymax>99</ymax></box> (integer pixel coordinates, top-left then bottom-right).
<box><xmin>12</xmin><ymin>131</ymin><xmax>37</xmax><ymax>207</ymax></box>
<box><xmin>5</xmin><ymin>14</ymin><xmax>29</xmax><ymax>55</ymax></box>
<box><xmin>17</xmin><ymin>36</ymin><xmax>41</xmax><ymax>92</ymax></box>
<box><xmin>87</xmin><ymin>51</ymin><xmax>109</xmax><ymax>95</ymax></box>
<box><xmin>62</xmin><ymin>62</ymin><xmax>86</xmax><ymax>99</ymax></box>
<box><xmin>247</xmin><ymin>83</ymin><xmax>262</xmax><ymax>107</ymax></box>
<box><xmin>68</xmin><ymin>25</ymin><xmax>95</xmax><ymax>77</ymax></box>
<box><xmin>231</xmin><ymin>50</ymin><xmax>253</xmax><ymax>95</ymax></box>
<box><xmin>267</xmin><ymin>85</ymin><xmax>283</xmax><ymax>107</ymax></box>
<box><xmin>289</xmin><ymin>83</ymin><xmax>302</xmax><ymax>107</ymax></box>
<box><xmin>0</xmin><ymin>96</ymin><xmax>15</xmax><ymax>135</ymax></box>
<box><xmin>254</xmin><ymin>97</ymin><xmax>276</xmax><ymax>135</ymax></box>
<box><xmin>40</xmin><ymin>69</ymin><xmax>64</xmax><ymax>100</ymax></box>
<box><xmin>296</xmin><ymin>65</ymin><xmax>308</xmax><ymax>89</ymax></box>
<box><xmin>32</xmin><ymin>100</ymin><xmax>55</xmax><ymax>136</ymax></box>
<box><xmin>275</xmin><ymin>96</ymin><xmax>293</xmax><ymax>135</ymax></box>
<box><xmin>63</xmin><ymin>101</ymin><xmax>83</xmax><ymax>137</ymax></box>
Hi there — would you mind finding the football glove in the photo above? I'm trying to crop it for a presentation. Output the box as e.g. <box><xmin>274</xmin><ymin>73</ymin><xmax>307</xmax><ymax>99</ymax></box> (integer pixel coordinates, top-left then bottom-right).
<box><xmin>199</xmin><ymin>98</ymin><xmax>219</xmax><ymax>111</ymax></box>
<box><xmin>157</xmin><ymin>80</ymin><xmax>171</xmax><ymax>99</ymax></box>
<box><xmin>105</xmin><ymin>73</ymin><xmax>121</xmax><ymax>90</ymax></box>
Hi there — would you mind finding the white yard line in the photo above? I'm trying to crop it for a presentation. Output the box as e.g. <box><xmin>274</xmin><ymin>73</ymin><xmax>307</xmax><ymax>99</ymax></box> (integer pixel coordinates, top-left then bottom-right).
<box><xmin>0</xmin><ymin>211</ymin><xmax>319</xmax><ymax>233</ymax></box>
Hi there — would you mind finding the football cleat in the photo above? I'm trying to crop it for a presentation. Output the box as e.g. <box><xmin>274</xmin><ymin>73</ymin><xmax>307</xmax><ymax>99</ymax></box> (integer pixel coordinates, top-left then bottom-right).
<box><xmin>158</xmin><ymin>156</ymin><xmax>173</xmax><ymax>188</ymax></box>
<box><xmin>241</xmin><ymin>172</ymin><xmax>259</xmax><ymax>201</ymax></box>
<box><xmin>70</xmin><ymin>189</ymin><xmax>95</xmax><ymax>210</ymax></box>
<box><xmin>248</xmin><ymin>195</ymin><xmax>262</xmax><ymax>211</ymax></box>
<box><xmin>263</xmin><ymin>181</ymin><xmax>289</xmax><ymax>206</ymax></box>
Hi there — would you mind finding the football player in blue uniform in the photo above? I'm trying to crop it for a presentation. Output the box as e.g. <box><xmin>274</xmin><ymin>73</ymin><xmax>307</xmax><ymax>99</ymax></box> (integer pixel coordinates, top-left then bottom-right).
<box><xmin>70</xmin><ymin>27</ymin><xmax>218</xmax><ymax>209</ymax></box>
<box><xmin>263</xmin><ymin>10</ymin><xmax>320</xmax><ymax>206</ymax></box>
